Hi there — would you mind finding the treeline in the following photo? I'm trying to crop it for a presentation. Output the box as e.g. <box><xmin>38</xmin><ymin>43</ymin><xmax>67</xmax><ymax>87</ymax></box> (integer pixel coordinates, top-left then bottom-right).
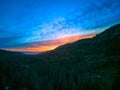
<box><xmin>0</xmin><ymin>24</ymin><xmax>120</xmax><ymax>90</ymax></box>
<box><xmin>0</xmin><ymin>53</ymin><xmax>120</xmax><ymax>90</ymax></box>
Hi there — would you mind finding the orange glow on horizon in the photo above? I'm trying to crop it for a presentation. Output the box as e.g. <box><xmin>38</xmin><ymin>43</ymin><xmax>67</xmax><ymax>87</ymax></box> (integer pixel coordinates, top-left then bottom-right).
<box><xmin>4</xmin><ymin>34</ymin><xmax>95</xmax><ymax>52</ymax></box>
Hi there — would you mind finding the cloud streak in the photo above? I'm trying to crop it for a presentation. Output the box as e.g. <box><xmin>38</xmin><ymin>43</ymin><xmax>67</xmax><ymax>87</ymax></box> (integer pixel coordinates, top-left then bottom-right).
<box><xmin>66</xmin><ymin>0</ymin><xmax>120</xmax><ymax>30</ymax></box>
<box><xmin>0</xmin><ymin>0</ymin><xmax>120</xmax><ymax>52</ymax></box>
<box><xmin>3</xmin><ymin>34</ymin><xmax>95</xmax><ymax>52</ymax></box>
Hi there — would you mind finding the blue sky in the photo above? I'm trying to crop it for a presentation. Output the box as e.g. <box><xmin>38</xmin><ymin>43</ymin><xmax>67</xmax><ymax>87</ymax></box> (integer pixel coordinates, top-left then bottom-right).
<box><xmin>0</xmin><ymin>0</ymin><xmax>120</xmax><ymax>52</ymax></box>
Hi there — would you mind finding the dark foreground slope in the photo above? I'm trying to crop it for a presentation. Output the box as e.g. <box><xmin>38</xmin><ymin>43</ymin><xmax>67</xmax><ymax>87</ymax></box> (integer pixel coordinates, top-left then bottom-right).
<box><xmin>38</xmin><ymin>24</ymin><xmax>120</xmax><ymax>60</ymax></box>
<box><xmin>0</xmin><ymin>24</ymin><xmax>120</xmax><ymax>90</ymax></box>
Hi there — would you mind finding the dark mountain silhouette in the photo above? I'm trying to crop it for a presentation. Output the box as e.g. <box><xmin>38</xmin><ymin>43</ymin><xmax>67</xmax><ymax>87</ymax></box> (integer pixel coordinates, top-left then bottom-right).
<box><xmin>37</xmin><ymin>24</ymin><xmax>120</xmax><ymax>60</ymax></box>
<box><xmin>0</xmin><ymin>49</ymin><xmax>22</xmax><ymax>55</ymax></box>
<box><xmin>0</xmin><ymin>24</ymin><xmax>120</xmax><ymax>90</ymax></box>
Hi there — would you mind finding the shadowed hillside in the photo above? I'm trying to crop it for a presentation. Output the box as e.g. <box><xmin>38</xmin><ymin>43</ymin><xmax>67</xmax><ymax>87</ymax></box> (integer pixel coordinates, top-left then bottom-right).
<box><xmin>0</xmin><ymin>24</ymin><xmax>120</xmax><ymax>90</ymax></box>
<box><xmin>37</xmin><ymin>24</ymin><xmax>120</xmax><ymax>60</ymax></box>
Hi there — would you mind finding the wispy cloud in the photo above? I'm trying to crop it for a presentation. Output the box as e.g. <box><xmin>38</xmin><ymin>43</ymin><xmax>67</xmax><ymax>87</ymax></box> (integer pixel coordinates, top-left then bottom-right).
<box><xmin>66</xmin><ymin>0</ymin><xmax>120</xmax><ymax>30</ymax></box>
<box><xmin>0</xmin><ymin>0</ymin><xmax>120</xmax><ymax>51</ymax></box>
<box><xmin>3</xmin><ymin>34</ymin><xmax>95</xmax><ymax>52</ymax></box>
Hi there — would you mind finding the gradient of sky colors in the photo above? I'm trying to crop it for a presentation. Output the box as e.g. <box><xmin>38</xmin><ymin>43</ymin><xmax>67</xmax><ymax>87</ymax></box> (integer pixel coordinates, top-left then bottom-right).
<box><xmin>4</xmin><ymin>34</ymin><xmax>95</xmax><ymax>52</ymax></box>
<box><xmin>0</xmin><ymin>0</ymin><xmax>120</xmax><ymax>52</ymax></box>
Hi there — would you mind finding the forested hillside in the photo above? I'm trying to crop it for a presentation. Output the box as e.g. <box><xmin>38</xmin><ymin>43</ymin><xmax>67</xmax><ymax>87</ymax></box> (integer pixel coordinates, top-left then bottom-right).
<box><xmin>0</xmin><ymin>24</ymin><xmax>120</xmax><ymax>90</ymax></box>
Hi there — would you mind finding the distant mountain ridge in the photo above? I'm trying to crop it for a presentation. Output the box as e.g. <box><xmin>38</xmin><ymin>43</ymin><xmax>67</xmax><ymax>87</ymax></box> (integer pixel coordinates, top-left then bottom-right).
<box><xmin>0</xmin><ymin>24</ymin><xmax>120</xmax><ymax>59</ymax></box>
<box><xmin>0</xmin><ymin>24</ymin><xmax>120</xmax><ymax>90</ymax></box>
<box><xmin>0</xmin><ymin>49</ymin><xmax>22</xmax><ymax>55</ymax></box>
<box><xmin>37</xmin><ymin>24</ymin><xmax>120</xmax><ymax>60</ymax></box>
<box><xmin>0</xmin><ymin>24</ymin><xmax>120</xmax><ymax>55</ymax></box>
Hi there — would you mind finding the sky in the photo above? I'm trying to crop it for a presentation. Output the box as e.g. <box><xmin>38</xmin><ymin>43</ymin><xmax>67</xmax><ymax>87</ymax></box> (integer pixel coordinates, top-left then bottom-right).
<box><xmin>0</xmin><ymin>0</ymin><xmax>120</xmax><ymax>52</ymax></box>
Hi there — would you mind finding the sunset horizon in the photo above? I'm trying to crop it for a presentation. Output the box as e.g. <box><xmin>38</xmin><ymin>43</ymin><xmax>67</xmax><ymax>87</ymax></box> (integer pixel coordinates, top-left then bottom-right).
<box><xmin>0</xmin><ymin>0</ymin><xmax>120</xmax><ymax>89</ymax></box>
<box><xmin>1</xmin><ymin>34</ymin><xmax>95</xmax><ymax>53</ymax></box>
<box><xmin>0</xmin><ymin>0</ymin><xmax>120</xmax><ymax>53</ymax></box>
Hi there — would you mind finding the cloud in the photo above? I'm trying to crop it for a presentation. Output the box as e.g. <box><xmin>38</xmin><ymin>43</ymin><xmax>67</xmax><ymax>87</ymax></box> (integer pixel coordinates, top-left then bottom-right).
<box><xmin>0</xmin><ymin>29</ymin><xmax>30</xmax><ymax>48</ymax></box>
<box><xmin>66</xmin><ymin>0</ymin><xmax>120</xmax><ymax>30</ymax></box>
<box><xmin>28</xmin><ymin>17</ymin><xmax>84</xmax><ymax>42</ymax></box>
<box><xmin>0</xmin><ymin>35</ymin><xmax>25</xmax><ymax>48</ymax></box>
<box><xmin>29</xmin><ymin>0</ymin><xmax>120</xmax><ymax>43</ymax></box>
<box><xmin>2</xmin><ymin>34</ymin><xmax>95</xmax><ymax>52</ymax></box>
<box><xmin>0</xmin><ymin>0</ymin><xmax>120</xmax><ymax>51</ymax></box>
